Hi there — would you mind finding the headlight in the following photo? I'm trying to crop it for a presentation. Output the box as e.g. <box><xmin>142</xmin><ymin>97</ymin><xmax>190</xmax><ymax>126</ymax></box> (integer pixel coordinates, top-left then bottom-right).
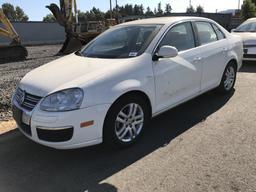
<box><xmin>40</xmin><ymin>88</ymin><xmax>84</xmax><ymax>112</ymax></box>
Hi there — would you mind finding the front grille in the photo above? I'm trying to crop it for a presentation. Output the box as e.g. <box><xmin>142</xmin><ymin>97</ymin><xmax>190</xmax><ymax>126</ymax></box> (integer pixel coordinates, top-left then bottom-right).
<box><xmin>15</xmin><ymin>88</ymin><xmax>42</xmax><ymax>111</ymax></box>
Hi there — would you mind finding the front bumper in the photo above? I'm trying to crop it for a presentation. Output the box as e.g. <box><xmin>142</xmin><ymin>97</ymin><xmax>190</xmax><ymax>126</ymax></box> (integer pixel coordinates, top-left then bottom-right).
<box><xmin>12</xmin><ymin>99</ymin><xmax>111</xmax><ymax>149</ymax></box>
<box><xmin>243</xmin><ymin>46</ymin><xmax>256</xmax><ymax>61</ymax></box>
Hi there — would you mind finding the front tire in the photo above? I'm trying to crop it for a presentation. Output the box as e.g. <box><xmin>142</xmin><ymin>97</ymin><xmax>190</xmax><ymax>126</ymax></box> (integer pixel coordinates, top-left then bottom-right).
<box><xmin>103</xmin><ymin>94</ymin><xmax>150</xmax><ymax>149</ymax></box>
<box><xmin>217</xmin><ymin>62</ymin><xmax>237</xmax><ymax>94</ymax></box>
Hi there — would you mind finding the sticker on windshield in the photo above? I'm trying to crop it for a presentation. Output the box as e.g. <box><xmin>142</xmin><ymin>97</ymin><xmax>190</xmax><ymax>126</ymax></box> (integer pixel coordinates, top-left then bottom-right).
<box><xmin>129</xmin><ymin>52</ymin><xmax>138</xmax><ymax>57</ymax></box>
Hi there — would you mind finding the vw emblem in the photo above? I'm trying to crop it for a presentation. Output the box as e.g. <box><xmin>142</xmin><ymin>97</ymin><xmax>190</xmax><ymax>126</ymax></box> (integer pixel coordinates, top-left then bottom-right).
<box><xmin>20</xmin><ymin>90</ymin><xmax>25</xmax><ymax>104</ymax></box>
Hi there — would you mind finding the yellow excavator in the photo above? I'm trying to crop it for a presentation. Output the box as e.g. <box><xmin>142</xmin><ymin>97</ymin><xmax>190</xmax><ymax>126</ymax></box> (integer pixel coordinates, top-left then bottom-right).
<box><xmin>47</xmin><ymin>0</ymin><xmax>116</xmax><ymax>55</ymax></box>
<box><xmin>0</xmin><ymin>8</ymin><xmax>28</xmax><ymax>61</ymax></box>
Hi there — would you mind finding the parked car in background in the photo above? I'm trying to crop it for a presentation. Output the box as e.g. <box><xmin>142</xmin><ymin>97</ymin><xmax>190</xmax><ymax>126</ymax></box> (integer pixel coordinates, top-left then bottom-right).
<box><xmin>232</xmin><ymin>18</ymin><xmax>256</xmax><ymax>61</ymax></box>
<box><xmin>12</xmin><ymin>17</ymin><xmax>243</xmax><ymax>149</ymax></box>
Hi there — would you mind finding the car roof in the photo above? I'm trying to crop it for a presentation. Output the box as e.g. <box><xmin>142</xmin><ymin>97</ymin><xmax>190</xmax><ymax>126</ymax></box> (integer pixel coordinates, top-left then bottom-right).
<box><xmin>119</xmin><ymin>16</ymin><xmax>214</xmax><ymax>26</ymax></box>
<box><xmin>245</xmin><ymin>17</ymin><xmax>256</xmax><ymax>23</ymax></box>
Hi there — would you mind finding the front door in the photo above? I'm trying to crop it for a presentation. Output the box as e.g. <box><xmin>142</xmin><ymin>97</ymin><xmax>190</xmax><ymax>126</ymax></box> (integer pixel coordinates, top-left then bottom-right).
<box><xmin>153</xmin><ymin>22</ymin><xmax>203</xmax><ymax>112</ymax></box>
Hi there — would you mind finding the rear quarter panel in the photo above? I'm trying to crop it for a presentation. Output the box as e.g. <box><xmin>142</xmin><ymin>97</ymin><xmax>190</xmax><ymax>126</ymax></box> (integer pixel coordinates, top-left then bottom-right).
<box><xmin>228</xmin><ymin>34</ymin><xmax>243</xmax><ymax>70</ymax></box>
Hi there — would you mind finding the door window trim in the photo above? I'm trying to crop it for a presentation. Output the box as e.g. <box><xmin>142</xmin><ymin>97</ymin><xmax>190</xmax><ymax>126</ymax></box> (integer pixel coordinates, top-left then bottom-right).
<box><xmin>211</xmin><ymin>23</ymin><xmax>226</xmax><ymax>40</ymax></box>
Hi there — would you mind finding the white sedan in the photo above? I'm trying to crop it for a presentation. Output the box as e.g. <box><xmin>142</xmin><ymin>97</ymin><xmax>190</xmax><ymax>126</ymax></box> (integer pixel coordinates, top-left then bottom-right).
<box><xmin>12</xmin><ymin>17</ymin><xmax>243</xmax><ymax>149</ymax></box>
<box><xmin>232</xmin><ymin>18</ymin><xmax>256</xmax><ymax>61</ymax></box>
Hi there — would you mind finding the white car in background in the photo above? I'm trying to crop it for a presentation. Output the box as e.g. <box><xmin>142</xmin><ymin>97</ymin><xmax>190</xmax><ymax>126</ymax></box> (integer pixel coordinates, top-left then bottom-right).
<box><xmin>12</xmin><ymin>17</ymin><xmax>243</xmax><ymax>149</ymax></box>
<box><xmin>232</xmin><ymin>18</ymin><xmax>256</xmax><ymax>61</ymax></box>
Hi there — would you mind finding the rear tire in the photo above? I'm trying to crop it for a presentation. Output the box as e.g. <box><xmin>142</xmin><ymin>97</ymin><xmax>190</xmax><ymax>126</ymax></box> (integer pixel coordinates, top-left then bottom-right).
<box><xmin>103</xmin><ymin>94</ymin><xmax>150</xmax><ymax>149</ymax></box>
<box><xmin>217</xmin><ymin>62</ymin><xmax>237</xmax><ymax>94</ymax></box>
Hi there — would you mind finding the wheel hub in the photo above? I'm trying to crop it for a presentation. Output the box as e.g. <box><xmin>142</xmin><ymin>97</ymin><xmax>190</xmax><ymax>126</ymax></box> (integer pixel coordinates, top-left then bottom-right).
<box><xmin>115</xmin><ymin>103</ymin><xmax>144</xmax><ymax>143</ymax></box>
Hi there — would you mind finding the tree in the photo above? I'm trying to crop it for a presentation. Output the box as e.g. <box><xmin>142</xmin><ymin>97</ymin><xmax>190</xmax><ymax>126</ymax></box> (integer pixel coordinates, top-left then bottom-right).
<box><xmin>196</xmin><ymin>5</ymin><xmax>204</xmax><ymax>14</ymax></box>
<box><xmin>90</xmin><ymin>7</ymin><xmax>105</xmax><ymax>20</ymax></box>
<box><xmin>186</xmin><ymin>5</ymin><xmax>195</xmax><ymax>13</ymax></box>
<box><xmin>139</xmin><ymin>4</ymin><xmax>144</xmax><ymax>15</ymax></box>
<box><xmin>134</xmin><ymin>4</ymin><xmax>141</xmax><ymax>15</ymax></box>
<box><xmin>156</xmin><ymin>2</ymin><xmax>164</xmax><ymax>16</ymax></box>
<box><xmin>43</xmin><ymin>14</ymin><xmax>56</xmax><ymax>22</ymax></box>
<box><xmin>145</xmin><ymin>6</ymin><xmax>154</xmax><ymax>16</ymax></box>
<box><xmin>15</xmin><ymin>6</ymin><xmax>28</xmax><ymax>21</ymax></box>
<box><xmin>2</xmin><ymin>3</ymin><xmax>16</xmax><ymax>20</ymax></box>
<box><xmin>241</xmin><ymin>0</ymin><xmax>256</xmax><ymax>20</ymax></box>
<box><xmin>2</xmin><ymin>3</ymin><xmax>28</xmax><ymax>21</ymax></box>
<box><xmin>165</xmin><ymin>3</ymin><xmax>172</xmax><ymax>15</ymax></box>
<box><xmin>154</xmin><ymin>8</ymin><xmax>157</xmax><ymax>15</ymax></box>
<box><xmin>124</xmin><ymin>4</ymin><xmax>133</xmax><ymax>15</ymax></box>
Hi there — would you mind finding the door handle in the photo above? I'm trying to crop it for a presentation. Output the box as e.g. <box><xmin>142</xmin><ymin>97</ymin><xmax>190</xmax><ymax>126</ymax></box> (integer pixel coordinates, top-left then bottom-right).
<box><xmin>193</xmin><ymin>56</ymin><xmax>203</xmax><ymax>62</ymax></box>
<box><xmin>222</xmin><ymin>47</ymin><xmax>228</xmax><ymax>52</ymax></box>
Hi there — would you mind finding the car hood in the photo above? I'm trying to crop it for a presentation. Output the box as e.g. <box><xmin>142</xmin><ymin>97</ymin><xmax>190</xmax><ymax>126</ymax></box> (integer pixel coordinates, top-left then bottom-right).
<box><xmin>233</xmin><ymin>32</ymin><xmax>256</xmax><ymax>45</ymax></box>
<box><xmin>19</xmin><ymin>53</ymin><xmax>135</xmax><ymax>97</ymax></box>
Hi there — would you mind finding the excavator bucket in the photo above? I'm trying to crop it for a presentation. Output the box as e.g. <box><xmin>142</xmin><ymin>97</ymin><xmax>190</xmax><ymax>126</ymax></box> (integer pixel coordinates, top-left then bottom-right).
<box><xmin>47</xmin><ymin>2</ymin><xmax>83</xmax><ymax>55</ymax></box>
<box><xmin>0</xmin><ymin>45</ymin><xmax>28</xmax><ymax>63</ymax></box>
<box><xmin>0</xmin><ymin>9</ymin><xmax>28</xmax><ymax>62</ymax></box>
<box><xmin>57</xmin><ymin>35</ymin><xmax>82</xmax><ymax>55</ymax></box>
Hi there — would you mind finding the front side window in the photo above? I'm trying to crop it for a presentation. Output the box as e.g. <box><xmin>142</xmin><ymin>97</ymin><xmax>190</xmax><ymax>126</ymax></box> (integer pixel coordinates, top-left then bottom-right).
<box><xmin>248</xmin><ymin>22</ymin><xmax>256</xmax><ymax>32</ymax></box>
<box><xmin>80</xmin><ymin>25</ymin><xmax>162</xmax><ymax>59</ymax></box>
<box><xmin>195</xmin><ymin>22</ymin><xmax>218</xmax><ymax>45</ymax></box>
<box><xmin>158</xmin><ymin>22</ymin><xmax>196</xmax><ymax>52</ymax></box>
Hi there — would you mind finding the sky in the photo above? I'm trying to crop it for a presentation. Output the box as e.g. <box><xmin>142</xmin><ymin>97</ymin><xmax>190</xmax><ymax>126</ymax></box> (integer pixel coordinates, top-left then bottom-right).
<box><xmin>0</xmin><ymin>0</ymin><xmax>241</xmax><ymax>21</ymax></box>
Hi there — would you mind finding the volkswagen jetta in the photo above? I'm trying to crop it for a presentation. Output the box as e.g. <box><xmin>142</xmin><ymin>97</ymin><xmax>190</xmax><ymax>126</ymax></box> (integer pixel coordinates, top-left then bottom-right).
<box><xmin>12</xmin><ymin>17</ymin><xmax>243</xmax><ymax>149</ymax></box>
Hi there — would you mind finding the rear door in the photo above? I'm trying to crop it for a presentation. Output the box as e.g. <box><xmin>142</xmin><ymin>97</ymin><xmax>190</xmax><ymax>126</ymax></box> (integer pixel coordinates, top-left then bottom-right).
<box><xmin>193</xmin><ymin>21</ymin><xmax>229</xmax><ymax>91</ymax></box>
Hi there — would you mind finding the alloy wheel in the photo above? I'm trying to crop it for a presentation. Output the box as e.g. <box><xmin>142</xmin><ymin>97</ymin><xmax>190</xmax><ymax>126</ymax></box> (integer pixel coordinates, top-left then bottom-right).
<box><xmin>224</xmin><ymin>66</ymin><xmax>235</xmax><ymax>91</ymax></box>
<box><xmin>115</xmin><ymin>103</ymin><xmax>144</xmax><ymax>143</ymax></box>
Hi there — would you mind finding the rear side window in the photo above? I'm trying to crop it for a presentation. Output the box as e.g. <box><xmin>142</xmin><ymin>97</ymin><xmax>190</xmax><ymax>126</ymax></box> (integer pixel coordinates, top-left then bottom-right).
<box><xmin>212</xmin><ymin>24</ymin><xmax>225</xmax><ymax>40</ymax></box>
<box><xmin>159</xmin><ymin>22</ymin><xmax>195</xmax><ymax>52</ymax></box>
<box><xmin>195</xmin><ymin>22</ymin><xmax>218</xmax><ymax>45</ymax></box>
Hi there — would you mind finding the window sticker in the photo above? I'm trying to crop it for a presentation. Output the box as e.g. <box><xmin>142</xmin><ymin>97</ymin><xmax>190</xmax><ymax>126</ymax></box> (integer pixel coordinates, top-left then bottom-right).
<box><xmin>129</xmin><ymin>52</ymin><xmax>138</xmax><ymax>57</ymax></box>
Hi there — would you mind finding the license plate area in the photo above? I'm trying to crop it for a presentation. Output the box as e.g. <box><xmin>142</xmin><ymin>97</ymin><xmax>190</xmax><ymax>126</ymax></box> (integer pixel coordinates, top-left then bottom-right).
<box><xmin>12</xmin><ymin>105</ymin><xmax>32</xmax><ymax>136</ymax></box>
<box><xmin>22</xmin><ymin>111</ymin><xmax>31</xmax><ymax>125</ymax></box>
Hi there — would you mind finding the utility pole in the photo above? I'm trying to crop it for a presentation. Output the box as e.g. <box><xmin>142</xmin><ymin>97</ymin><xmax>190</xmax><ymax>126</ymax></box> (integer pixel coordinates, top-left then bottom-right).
<box><xmin>238</xmin><ymin>0</ymin><xmax>241</xmax><ymax>10</ymax></box>
<box><xmin>110</xmin><ymin>0</ymin><xmax>113</xmax><ymax>19</ymax></box>
<box><xmin>115</xmin><ymin>0</ymin><xmax>118</xmax><ymax>20</ymax></box>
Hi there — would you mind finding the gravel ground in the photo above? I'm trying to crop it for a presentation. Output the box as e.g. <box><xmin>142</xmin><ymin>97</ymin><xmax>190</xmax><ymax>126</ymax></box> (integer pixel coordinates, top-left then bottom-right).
<box><xmin>0</xmin><ymin>45</ymin><xmax>61</xmax><ymax>120</ymax></box>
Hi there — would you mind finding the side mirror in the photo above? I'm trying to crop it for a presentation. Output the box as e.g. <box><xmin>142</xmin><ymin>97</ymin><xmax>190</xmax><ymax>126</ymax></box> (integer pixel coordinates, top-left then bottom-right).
<box><xmin>153</xmin><ymin>46</ymin><xmax>178</xmax><ymax>61</ymax></box>
<box><xmin>231</xmin><ymin>29</ymin><xmax>236</xmax><ymax>33</ymax></box>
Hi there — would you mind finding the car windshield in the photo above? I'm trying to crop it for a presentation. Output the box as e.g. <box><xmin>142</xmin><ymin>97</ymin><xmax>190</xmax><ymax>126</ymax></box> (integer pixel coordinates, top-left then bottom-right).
<box><xmin>234</xmin><ymin>22</ymin><xmax>256</xmax><ymax>32</ymax></box>
<box><xmin>79</xmin><ymin>24</ymin><xmax>162</xmax><ymax>59</ymax></box>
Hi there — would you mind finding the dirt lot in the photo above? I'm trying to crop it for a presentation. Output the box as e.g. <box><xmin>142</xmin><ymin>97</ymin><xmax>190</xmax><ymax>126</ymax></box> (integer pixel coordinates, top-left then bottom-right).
<box><xmin>0</xmin><ymin>46</ymin><xmax>256</xmax><ymax>191</ymax></box>
<box><xmin>0</xmin><ymin>45</ymin><xmax>61</xmax><ymax>120</ymax></box>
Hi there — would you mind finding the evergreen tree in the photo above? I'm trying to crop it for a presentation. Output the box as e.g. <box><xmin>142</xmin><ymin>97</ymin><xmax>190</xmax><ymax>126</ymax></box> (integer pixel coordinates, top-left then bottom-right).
<box><xmin>196</xmin><ymin>5</ymin><xmax>204</xmax><ymax>13</ymax></box>
<box><xmin>165</xmin><ymin>3</ymin><xmax>172</xmax><ymax>15</ymax></box>
<box><xmin>186</xmin><ymin>5</ymin><xmax>195</xmax><ymax>13</ymax></box>
<box><xmin>241</xmin><ymin>0</ymin><xmax>256</xmax><ymax>20</ymax></box>
<box><xmin>156</xmin><ymin>2</ymin><xmax>164</xmax><ymax>16</ymax></box>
